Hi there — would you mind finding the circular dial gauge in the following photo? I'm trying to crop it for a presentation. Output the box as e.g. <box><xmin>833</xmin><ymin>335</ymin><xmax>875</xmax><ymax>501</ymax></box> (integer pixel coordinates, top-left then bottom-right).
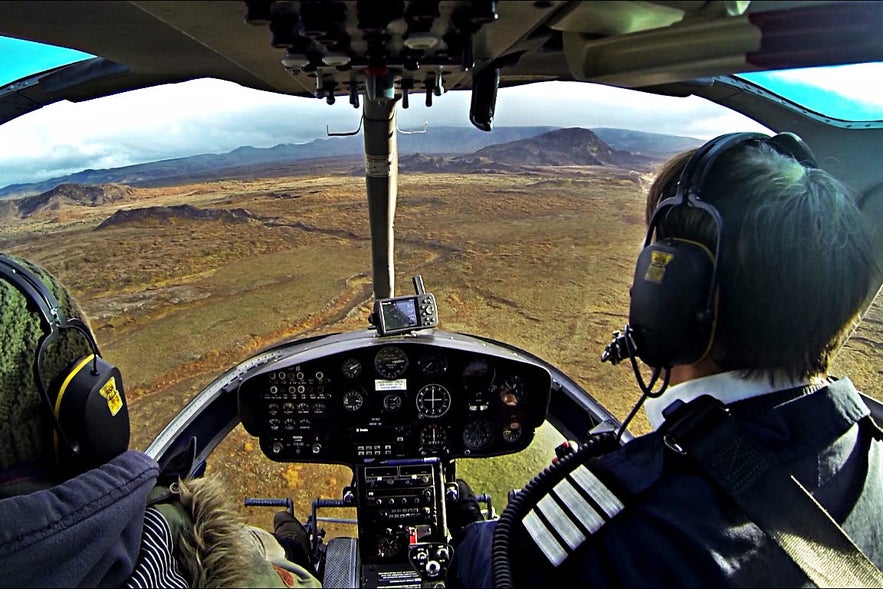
<box><xmin>342</xmin><ymin>389</ymin><xmax>365</xmax><ymax>412</ymax></box>
<box><xmin>499</xmin><ymin>375</ymin><xmax>526</xmax><ymax>407</ymax></box>
<box><xmin>341</xmin><ymin>357</ymin><xmax>362</xmax><ymax>379</ymax></box>
<box><xmin>377</xmin><ymin>532</ymin><xmax>405</xmax><ymax>559</ymax></box>
<box><xmin>382</xmin><ymin>392</ymin><xmax>404</xmax><ymax>412</ymax></box>
<box><xmin>415</xmin><ymin>383</ymin><xmax>452</xmax><ymax>418</ymax></box>
<box><xmin>417</xmin><ymin>351</ymin><xmax>448</xmax><ymax>377</ymax></box>
<box><xmin>419</xmin><ymin>423</ymin><xmax>448</xmax><ymax>449</ymax></box>
<box><xmin>462</xmin><ymin>418</ymin><xmax>494</xmax><ymax>451</ymax></box>
<box><xmin>463</xmin><ymin>358</ymin><xmax>495</xmax><ymax>390</ymax></box>
<box><xmin>374</xmin><ymin>346</ymin><xmax>409</xmax><ymax>379</ymax></box>
<box><xmin>502</xmin><ymin>422</ymin><xmax>523</xmax><ymax>444</ymax></box>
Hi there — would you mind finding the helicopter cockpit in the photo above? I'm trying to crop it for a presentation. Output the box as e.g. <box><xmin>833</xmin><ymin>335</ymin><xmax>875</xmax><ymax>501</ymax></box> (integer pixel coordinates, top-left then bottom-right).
<box><xmin>145</xmin><ymin>272</ymin><xmax>619</xmax><ymax>586</ymax></box>
<box><xmin>1</xmin><ymin>1</ymin><xmax>882</xmax><ymax>588</ymax></box>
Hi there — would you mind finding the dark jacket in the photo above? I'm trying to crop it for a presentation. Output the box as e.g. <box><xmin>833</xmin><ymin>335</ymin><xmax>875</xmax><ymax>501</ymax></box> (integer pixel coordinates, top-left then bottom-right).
<box><xmin>452</xmin><ymin>378</ymin><xmax>883</xmax><ymax>587</ymax></box>
<box><xmin>0</xmin><ymin>450</ymin><xmax>320</xmax><ymax>588</ymax></box>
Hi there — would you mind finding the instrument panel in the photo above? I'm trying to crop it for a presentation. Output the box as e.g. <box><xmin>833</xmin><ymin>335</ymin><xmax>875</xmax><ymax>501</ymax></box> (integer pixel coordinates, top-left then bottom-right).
<box><xmin>238</xmin><ymin>331</ymin><xmax>552</xmax><ymax>464</ymax></box>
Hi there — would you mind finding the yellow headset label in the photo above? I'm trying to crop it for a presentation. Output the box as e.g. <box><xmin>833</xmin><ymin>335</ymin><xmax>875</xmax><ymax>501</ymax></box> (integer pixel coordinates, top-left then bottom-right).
<box><xmin>645</xmin><ymin>251</ymin><xmax>674</xmax><ymax>283</ymax></box>
<box><xmin>100</xmin><ymin>377</ymin><xmax>124</xmax><ymax>416</ymax></box>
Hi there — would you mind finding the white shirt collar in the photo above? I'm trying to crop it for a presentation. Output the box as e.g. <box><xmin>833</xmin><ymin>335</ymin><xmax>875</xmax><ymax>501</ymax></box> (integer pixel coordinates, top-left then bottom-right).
<box><xmin>643</xmin><ymin>370</ymin><xmax>820</xmax><ymax>430</ymax></box>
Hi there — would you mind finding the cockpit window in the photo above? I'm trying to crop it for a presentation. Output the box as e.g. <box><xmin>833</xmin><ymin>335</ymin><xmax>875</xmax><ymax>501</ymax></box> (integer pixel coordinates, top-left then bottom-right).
<box><xmin>737</xmin><ymin>62</ymin><xmax>883</xmax><ymax>123</ymax></box>
<box><xmin>0</xmin><ymin>36</ymin><xmax>94</xmax><ymax>86</ymax></box>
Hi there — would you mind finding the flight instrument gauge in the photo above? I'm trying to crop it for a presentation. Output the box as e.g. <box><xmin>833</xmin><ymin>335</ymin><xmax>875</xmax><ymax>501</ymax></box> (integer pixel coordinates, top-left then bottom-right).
<box><xmin>462</xmin><ymin>358</ymin><xmax>495</xmax><ymax>390</ymax></box>
<box><xmin>417</xmin><ymin>350</ymin><xmax>448</xmax><ymax>377</ymax></box>
<box><xmin>342</xmin><ymin>389</ymin><xmax>365</xmax><ymax>412</ymax></box>
<box><xmin>382</xmin><ymin>392</ymin><xmax>404</xmax><ymax>412</ymax></box>
<box><xmin>419</xmin><ymin>423</ymin><xmax>448</xmax><ymax>451</ymax></box>
<box><xmin>377</xmin><ymin>531</ymin><xmax>406</xmax><ymax>559</ymax></box>
<box><xmin>463</xmin><ymin>418</ymin><xmax>494</xmax><ymax>451</ymax></box>
<box><xmin>415</xmin><ymin>383</ymin><xmax>452</xmax><ymax>418</ymax></box>
<box><xmin>502</xmin><ymin>422</ymin><xmax>523</xmax><ymax>444</ymax></box>
<box><xmin>341</xmin><ymin>357</ymin><xmax>362</xmax><ymax>379</ymax></box>
<box><xmin>374</xmin><ymin>346</ymin><xmax>409</xmax><ymax>379</ymax></box>
<box><xmin>499</xmin><ymin>375</ymin><xmax>526</xmax><ymax>407</ymax></box>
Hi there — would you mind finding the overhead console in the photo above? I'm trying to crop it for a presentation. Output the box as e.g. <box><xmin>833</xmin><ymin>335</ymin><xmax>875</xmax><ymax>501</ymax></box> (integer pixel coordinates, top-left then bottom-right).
<box><xmin>238</xmin><ymin>330</ymin><xmax>552</xmax><ymax>465</ymax></box>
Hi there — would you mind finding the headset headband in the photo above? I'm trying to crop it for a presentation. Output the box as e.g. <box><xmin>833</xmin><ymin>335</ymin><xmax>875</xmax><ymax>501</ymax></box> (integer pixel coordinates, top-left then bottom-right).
<box><xmin>0</xmin><ymin>255</ymin><xmax>65</xmax><ymax>331</ymax></box>
<box><xmin>646</xmin><ymin>131</ymin><xmax>817</xmax><ymax>245</ymax></box>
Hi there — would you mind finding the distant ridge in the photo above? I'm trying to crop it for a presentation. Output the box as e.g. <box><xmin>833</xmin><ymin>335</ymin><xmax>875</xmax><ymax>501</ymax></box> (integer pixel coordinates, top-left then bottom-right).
<box><xmin>0</xmin><ymin>126</ymin><xmax>703</xmax><ymax>200</ymax></box>
<box><xmin>591</xmin><ymin>128</ymin><xmax>706</xmax><ymax>158</ymax></box>
<box><xmin>0</xmin><ymin>126</ymin><xmax>556</xmax><ymax>199</ymax></box>
<box><xmin>464</xmin><ymin>127</ymin><xmax>652</xmax><ymax>167</ymax></box>
<box><xmin>397</xmin><ymin>127</ymin><xmax>672</xmax><ymax>173</ymax></box>
<box><xmin>96</xmin><ymin>204</ymin><xmax>256</xmax><ymax>229</ymax></box>
<box><xmin>0</xmin><ymin>183</ymin><xmax>136</xmax><ymax>221</ymax></box>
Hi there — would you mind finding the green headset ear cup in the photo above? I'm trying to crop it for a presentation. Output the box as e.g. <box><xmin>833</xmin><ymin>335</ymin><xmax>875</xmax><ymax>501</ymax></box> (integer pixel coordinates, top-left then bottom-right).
<box><xmin>52</xmin><ymin>354</ymin><xmax>130</xmax><ymax>471</ymax></box>
<box><xmin>1</xmin><ymin>253</ymin><xmax>130</xmax><ymax>474</ymax></box>
<box><xmin>628</xmin><ymin>238</ymin><xmax>716</xmax><ymax>368</ymax></box>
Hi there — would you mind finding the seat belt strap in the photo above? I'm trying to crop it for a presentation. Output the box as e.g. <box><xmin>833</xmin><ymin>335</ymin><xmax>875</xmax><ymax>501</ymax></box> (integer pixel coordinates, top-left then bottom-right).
<box><xmin>662</xmin><ymin>395</ymin><xmax>883</xmax><ymax>588</ymax></box>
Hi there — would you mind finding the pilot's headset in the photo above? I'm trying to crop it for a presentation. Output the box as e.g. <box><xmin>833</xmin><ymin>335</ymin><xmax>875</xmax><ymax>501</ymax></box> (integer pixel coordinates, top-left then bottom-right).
<box><xmin>627</xmin><ymin>131</ymin><xmax>819</xmax><ymax>370</ymax></box>
<box><xmin>0</xmin><ymin>255</ymin><xmax>129</xmax><ymax>475</ymax></box>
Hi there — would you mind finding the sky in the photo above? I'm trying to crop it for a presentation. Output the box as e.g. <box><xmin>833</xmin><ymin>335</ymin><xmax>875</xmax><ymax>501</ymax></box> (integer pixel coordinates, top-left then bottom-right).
<box><xmin>0</xmin><ymin>36</ymin><xmax>880</xmax><ymax>189</ymax></box>
<box><xmin>0</xmin><ymin>79</ymin><xmax>771</xmax><ymax>188</ymax></box>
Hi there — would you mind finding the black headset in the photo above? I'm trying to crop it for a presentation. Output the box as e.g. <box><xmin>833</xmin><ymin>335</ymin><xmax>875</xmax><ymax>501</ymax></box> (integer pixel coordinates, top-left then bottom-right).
<box><xmin>0</xmin><ymin>254</ymin><xmax>129</xmax><ymax>475</ymax></box>
<box><xmin>627</xmin><ymin>131</ymin><xmax>818</xmax><ymax>368</ymax></box>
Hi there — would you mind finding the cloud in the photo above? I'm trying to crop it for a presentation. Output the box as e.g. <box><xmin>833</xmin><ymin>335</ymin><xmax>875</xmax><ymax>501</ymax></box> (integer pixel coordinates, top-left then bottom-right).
<box><xmin>0</xmin><ymin>78</ymin><xmax>768</xmax><ymax>188</ymax></box>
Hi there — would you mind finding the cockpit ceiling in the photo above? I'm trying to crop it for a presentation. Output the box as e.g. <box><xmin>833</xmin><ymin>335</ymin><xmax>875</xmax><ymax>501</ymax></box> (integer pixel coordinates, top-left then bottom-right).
<box><xmin>0</xmin><ymin>1</ymin><xmax>881</xmax><ymax>104</ymax></box>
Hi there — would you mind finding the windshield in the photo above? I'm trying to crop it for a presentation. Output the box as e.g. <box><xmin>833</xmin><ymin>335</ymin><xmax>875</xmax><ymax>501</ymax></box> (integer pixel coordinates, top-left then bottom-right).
<box><xmin>1</xmin><ymin>69</ymin><xmax>880</xmax><ymax>533</ymax></box>
<box><xmin>738</xmin><ymin>62</ymin><xmax>883</xmax><ymax>123</ymax></box>
<box><xmin>0</xmin><ymin>36</ymin><xmax>93</xmax><ymax>86</ymax></box>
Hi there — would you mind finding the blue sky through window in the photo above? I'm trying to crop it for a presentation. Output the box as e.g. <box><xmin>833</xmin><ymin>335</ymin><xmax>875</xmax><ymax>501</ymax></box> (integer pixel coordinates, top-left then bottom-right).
<box><xmin>738</xmin><ymin>63</ymin><xmax>883</xmax><ymax>123</ymax></box>
<box><xmin>0</xmin><ymin>36</ymin><xmax>93</xmax><ymax>86</ymax></box>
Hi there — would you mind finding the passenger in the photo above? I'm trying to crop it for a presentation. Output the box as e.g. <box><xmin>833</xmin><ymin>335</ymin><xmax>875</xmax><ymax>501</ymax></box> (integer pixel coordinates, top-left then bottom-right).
<box><xmin>0</xmin><ymin>254</ymin><xmax>321</xmax><ymax>588</ymax></box>
<box><xmin>446</xmin><ymin>132</ymin><xmax>883</xmax><ymax>587</ymax></box>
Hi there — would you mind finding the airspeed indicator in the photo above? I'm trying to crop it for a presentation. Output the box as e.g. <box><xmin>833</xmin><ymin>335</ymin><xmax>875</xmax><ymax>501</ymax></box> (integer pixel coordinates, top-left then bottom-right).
<box><xmin>375</xmin><ymin>346</ymin><xmax>409</xmax><ymax>379</ymax></box>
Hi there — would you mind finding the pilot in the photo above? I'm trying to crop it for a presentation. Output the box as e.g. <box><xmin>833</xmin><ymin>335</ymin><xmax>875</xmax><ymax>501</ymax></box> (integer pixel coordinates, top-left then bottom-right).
<box><xmin>446</xmin><ymin>132</ymin><xmax>883</xmax><ymax>587</ymax></box>
<box><xmin>0</xmin><ymin>253</ymin><xmax>321</xmax><ymax>588</ymax></box>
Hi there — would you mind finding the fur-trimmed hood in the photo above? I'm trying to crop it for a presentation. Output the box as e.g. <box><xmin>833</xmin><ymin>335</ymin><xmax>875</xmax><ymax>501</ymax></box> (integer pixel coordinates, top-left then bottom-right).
<box><xmin>148</xmin><ymin>476</ymin><xmax>320</xmax><ymax>588</ymax></box>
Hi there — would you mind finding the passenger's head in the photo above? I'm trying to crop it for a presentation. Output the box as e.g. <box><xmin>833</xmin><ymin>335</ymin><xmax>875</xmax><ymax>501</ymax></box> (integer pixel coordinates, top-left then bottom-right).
<box><xmin>643</xmin><ymin>133</ymin><xmax>878</xmax><ymax>383</ymax></box>
<box><xmin>0</xmin><ymin>254</ymin><xmax>128</xmax><ymax>479</ymax></box>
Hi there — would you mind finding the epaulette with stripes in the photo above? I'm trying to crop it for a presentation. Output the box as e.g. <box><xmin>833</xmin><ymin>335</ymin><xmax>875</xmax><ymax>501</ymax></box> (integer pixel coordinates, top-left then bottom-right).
<box><xmin>522</xmin><ymin>461</ymin><xmax>626</xmax><ymax>566</ymax></box>
<box><xmin>492</xmin><ymin>431</ymin><xmax>631</xmax><ymax>583</ymax></box>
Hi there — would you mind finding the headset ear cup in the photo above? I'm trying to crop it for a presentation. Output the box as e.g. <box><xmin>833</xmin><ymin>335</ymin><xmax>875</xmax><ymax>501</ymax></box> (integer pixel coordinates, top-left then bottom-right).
<box><xmin>51</xmin><ymin>355</ymin><xmax>130</xmax><ymax>473</ymax></box>
<box><xmin>628</xmin><ymin>239</ymin><xmax>717</xmax><ymax>367</ymax></box>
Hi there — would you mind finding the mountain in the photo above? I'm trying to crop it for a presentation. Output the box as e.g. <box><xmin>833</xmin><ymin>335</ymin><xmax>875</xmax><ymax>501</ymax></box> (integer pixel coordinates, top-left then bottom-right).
<box><xmin>0</xmin><ymin>126</ymin><xmax>702</xmax><ymax>200</ymax></box>
<box><xmin>591</xmin><ymin>128</ymin><xmax>704</xmax><ymax>159</ymax></box>
<box><xmin>396</xmin><ymin>127</ymin><xmax>666</xmax><ymax>174</ymax></box>
<box><xmin>461</xmin><ymin>127</ymin><xmax>651</xmax><ymax>167</ymax></box>
<box><xmin>96</xmin><ymin>204</ymin><xmax>257</xmax><ymax>229</ymax></box>
<box><xmin>0</xmin><ymin>126</ymin><xmax>557</xmax><ymax>199</ymax></box>
<box><xmin>0</xmin><ymin>183</ymin><xmax>136</xmax><ymax>221</ymax></box>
